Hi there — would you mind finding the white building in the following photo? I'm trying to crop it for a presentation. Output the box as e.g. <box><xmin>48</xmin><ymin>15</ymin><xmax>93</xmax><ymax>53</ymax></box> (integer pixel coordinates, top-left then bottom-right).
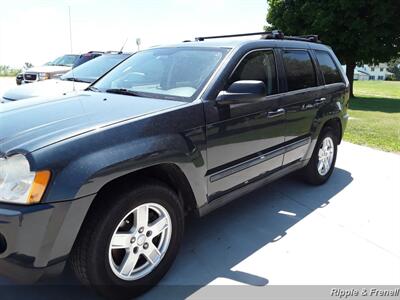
<box><xmin>356</xmin><ymin>63</ymin><xmax>393</xmax><ymax>80</ymax></box>
<box><xmin>342</xmin><ymin>63</ymin><xmax>393</xmax><ymax>80</ymax></box>
<box><xmin>353</xmin><ymin>69</ymin><xmax>370</xmax><ymax>81</ymax></box>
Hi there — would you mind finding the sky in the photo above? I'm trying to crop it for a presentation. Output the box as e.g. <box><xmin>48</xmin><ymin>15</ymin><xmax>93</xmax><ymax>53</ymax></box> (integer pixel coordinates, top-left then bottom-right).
<box><xmin>0</xmin><ymin>0</ymin><xmax>268</xmax><ymax>68</ymax></box>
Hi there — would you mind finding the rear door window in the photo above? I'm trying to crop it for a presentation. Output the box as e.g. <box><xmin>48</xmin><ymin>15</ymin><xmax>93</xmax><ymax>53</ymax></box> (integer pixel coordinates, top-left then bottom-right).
<box><xmin>282</xmin><ymin>50</ymin><xmax>316</xmax><ymax>91</ymax></box>
<box><xmin>315</xmin><ymin>51</ymin><xmax>343</xmax><ymax>84</ymax></box>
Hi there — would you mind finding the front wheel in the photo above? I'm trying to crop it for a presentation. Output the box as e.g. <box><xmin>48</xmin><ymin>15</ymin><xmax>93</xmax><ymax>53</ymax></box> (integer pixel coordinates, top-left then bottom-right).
<box><xmin>301</xmin><ymin>128</ymin><xmax>338</xmax><ymax>185</ymax></box>
<box><xmin>70</xmin><ymin>182</ymin><xmax>184</xmax><ymax>299</ymax></box>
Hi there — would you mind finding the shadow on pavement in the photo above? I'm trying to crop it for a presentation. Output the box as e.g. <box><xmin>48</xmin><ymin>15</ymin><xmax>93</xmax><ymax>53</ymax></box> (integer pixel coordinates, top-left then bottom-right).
<box><xmin>0</xmin><ymin>168</ymin><xmax>353</xmax><ymax>300</ymax></box>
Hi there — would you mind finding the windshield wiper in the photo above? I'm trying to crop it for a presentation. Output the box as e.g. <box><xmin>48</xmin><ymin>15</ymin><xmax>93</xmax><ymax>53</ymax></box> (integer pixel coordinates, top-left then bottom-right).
<box><xmin>87</xmin><ymin>86</ymin><xmax>100</xmax><ymax>92</ymax></box>
<box><xmin>63</xmin><ymin>77</ymin><xmax>91</xmax><ymax>83</ymax></box>
<box><xmin>105</xmin><ymin>88</ymin><xmax>144</xmax><ymax>97</ymax></box>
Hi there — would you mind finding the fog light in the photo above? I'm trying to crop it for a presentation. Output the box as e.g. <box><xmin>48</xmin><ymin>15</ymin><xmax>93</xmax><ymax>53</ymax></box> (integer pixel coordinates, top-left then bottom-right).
<box><xmin>0</xmin><ymin>233</ymin><xmax>6</xmax><ymax>254</ymax></box>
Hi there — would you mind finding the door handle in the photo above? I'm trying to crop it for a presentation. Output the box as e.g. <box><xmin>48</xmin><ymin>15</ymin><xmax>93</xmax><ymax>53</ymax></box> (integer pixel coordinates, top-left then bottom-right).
<box><xmin>267</xmin><ymin>108</ymin><xmax>285</xmax><ymax>118</ymax></box>
<box><xmin>315</xmin><ymin>97</ymin><xmax>327</xmax><ymax>103</ymax></box>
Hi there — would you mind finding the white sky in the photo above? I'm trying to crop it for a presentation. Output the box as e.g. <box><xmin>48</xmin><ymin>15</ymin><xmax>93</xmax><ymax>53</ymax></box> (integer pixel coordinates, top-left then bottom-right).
<box><xmin>0</xmin><ymin>0</ymin><xmax>268</xmax><ymax>68</ymax></box>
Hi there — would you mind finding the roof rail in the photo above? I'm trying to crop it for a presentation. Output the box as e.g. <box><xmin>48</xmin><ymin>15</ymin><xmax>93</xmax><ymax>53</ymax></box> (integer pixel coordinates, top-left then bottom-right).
<box><xmin>194</xmin><ymin>30</ymin><xmax>320</xmax><ymax>43</ymax></box>
<box><xmin>195</xmin><ymin>31</ymin><xmax>281</xmax><ymax>41</ymax></box>
<box><xmin>104</xmin><ymin>50</ymin><xmax>127</xmax><ymax>54</ymax></box>
<box><xmin>265</xmin><ymin>34</ymin><xmax>320</xmax><ymax>43</ymax></box>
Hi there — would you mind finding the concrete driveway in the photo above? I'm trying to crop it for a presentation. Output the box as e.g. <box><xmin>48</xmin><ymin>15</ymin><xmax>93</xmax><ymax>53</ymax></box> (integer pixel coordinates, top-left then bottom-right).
<box><xmin>0</xmin><ymin>140</ymin><xmax>399</xmax><ymax>298</ymax></box>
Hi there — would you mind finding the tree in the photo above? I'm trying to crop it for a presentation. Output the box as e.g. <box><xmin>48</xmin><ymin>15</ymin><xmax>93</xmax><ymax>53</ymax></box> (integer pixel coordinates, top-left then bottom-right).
<box><xmin>23</xmin><ymin>62</ymin><xmax>34</xmax><ymax>69</ymax></box>
<box><xmin>265</xmin><ymin>0</ymin><xmax>400</xmax><ymax>97</ymax></box>
<box><xmin>387</xmin><ymin>58</ymin><xmax>400</xmax><ymax>80</ymax></box>
<box><xmin>0</xmin><ymin>65</ymin><xmax>21</xmax><ymax>76</ymax></box>
<box><xmin>0</xmin><ymin>65</ymin><xmax>11</xmax><ymax>76</ymax></box>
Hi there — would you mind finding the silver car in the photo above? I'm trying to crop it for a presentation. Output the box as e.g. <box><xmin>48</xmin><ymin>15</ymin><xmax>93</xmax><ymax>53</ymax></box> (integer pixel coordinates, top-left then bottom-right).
<box><xmin>2</xmin><ymin>53</ymin><xmax>131</xmax><ymax>103</ymax></box>
<box><xmin>20</xmin><ymin>54</ymin><xmax>80</xmax><ymax>84</ymax></box>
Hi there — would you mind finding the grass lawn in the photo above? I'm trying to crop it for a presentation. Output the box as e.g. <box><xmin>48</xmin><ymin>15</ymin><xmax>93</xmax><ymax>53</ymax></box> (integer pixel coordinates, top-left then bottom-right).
<box><xmin>343</xmin><ymin>81</ymin><xmax>400</xmax><ymax>153</ymax></box>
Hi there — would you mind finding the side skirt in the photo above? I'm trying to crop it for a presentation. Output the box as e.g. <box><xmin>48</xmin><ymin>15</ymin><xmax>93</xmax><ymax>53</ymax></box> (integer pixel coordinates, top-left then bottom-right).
<box><xmin>197</xmin><ymin>159</ymin><xmax>308</xmax><ymax>217</ymax></box>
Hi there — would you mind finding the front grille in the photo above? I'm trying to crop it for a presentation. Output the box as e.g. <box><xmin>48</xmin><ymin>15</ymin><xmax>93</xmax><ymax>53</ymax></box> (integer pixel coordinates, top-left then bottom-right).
<box><xmin>24</xmin><ymin>73</ymin><xmax>37</xmax><ymax>81</ymax></box>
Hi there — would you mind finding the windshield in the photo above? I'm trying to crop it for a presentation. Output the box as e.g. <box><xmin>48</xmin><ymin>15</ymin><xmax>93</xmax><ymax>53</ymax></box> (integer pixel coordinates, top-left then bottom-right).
<box><xmin>46</xmin><ymin>55</ymin><xmax>79</xmax><ymax>67</ymax></box>
<box><xmin>93</xmin><ymin>47</ymin><xmax>228</xmax><ymax>101</ymax></box>
<box><xmin>61</xmin><ymin>54</ymin><xmax>130</xmax><ymax>83</ymax></box>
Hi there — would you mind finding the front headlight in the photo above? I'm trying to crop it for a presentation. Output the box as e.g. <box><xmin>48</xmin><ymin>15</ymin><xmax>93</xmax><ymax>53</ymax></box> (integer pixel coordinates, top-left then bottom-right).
<box><xmin>0</xmin><ymin>154</ymin><xmax>50</xmax><ymax>204</ymax></box>
<box><xmin>38</xmin><ymin>72</ymin><xmax>50</xmax><ymax>80</ymax></box>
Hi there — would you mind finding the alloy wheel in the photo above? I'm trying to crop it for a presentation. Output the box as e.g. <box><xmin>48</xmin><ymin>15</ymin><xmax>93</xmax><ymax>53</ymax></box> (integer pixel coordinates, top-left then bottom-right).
<box><xmin>317</xmin><ymin>136</ymin><xmax>335</xmax><ymax>176</ymax></box>
<box><xmin>108</xmin><ymin>203</ymin><xmax>172</xmax><ymax>281</ymax></box>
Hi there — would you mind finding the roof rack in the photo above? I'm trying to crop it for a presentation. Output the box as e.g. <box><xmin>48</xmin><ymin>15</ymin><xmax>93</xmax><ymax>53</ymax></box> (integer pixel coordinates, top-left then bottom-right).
<box><xmin>103</xmin><ymin>50</ymin><xmax>130</xmax><ymax>54</ymax></box>
<box><xmin>194</xmin><ymin>30</ymin><xmax>320</xmax><ymax>43</ymax></box>
<box><xmin>264</xmin><ymin>32</ymin><xmax>320</xmax><ymax>43</ymax></box>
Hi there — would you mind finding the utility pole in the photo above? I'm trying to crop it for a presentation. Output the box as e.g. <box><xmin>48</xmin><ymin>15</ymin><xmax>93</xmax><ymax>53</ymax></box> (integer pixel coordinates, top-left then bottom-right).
<box><xmin>68</xmin><ymin>6</ymin><xmax>75</xmax><ymax>91</ymax></box>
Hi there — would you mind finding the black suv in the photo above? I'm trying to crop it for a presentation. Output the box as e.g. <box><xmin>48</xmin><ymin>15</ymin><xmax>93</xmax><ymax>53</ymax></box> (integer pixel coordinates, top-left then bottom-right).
<box><xmin>0</xmin><ymin>32</ymin><xmax>349</xmax><ymax>299</ymax></box>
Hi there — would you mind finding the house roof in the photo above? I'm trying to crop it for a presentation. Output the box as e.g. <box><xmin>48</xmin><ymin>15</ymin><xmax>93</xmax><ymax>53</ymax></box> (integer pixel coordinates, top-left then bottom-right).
<box><xmin>354</xmin><ymin>69</ymin><xmax>370</xmax><ymax>76</ymax></box>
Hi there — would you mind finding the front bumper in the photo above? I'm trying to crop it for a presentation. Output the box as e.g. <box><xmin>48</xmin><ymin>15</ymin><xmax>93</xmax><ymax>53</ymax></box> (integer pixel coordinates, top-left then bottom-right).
<box><xmin>0</xmin><ymin>194</ymin><xmax>95</xmax><ymax>283</ymax></box>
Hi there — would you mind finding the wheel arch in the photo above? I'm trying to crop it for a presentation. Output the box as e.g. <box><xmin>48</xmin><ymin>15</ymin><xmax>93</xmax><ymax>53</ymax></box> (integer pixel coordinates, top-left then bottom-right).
<box><xmin>321</xmin><ymin>117</ymin><xmax>343</xmax><ymax>144</ymax></box>
<box><xmin>85</xmin><ymin>163</ymin><xmax>198</xmax><ymax>217</ymax></box>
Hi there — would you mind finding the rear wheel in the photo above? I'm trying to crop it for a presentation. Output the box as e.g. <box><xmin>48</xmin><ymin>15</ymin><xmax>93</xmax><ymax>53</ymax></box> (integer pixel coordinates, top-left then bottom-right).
<box><xmin>70</xmin><ymin>181</ymin><xmax>184</xmax><ymax>299</ymax></box>
<box><xmin>301</xmin><ymin>127</ymin><xmax>338</xmax><ymax>185</ymax></box>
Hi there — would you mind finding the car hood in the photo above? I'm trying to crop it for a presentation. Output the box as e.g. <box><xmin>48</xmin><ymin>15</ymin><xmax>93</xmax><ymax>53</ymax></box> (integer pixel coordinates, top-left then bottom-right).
<box><xmin>2</xmin><ymin>79</ymin><xmax>89</xmax><ymax>101</ymax></box>
<box><xmin>0</xmin><ymin>92</ymin><xmax>185</xmax><ymax>154</ymax></box>
<box><xmin>25</xmin><ymin>65</ymin><xmax>72</xmax><ymax>74</ymax></box>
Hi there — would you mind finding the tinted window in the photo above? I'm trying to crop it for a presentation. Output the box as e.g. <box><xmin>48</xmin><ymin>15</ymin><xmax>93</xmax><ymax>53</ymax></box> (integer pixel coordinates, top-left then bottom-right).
<box><xmin>283</xmin><ymin>50</ymin><xmax>316</xmax><ymax>91</ymax></box>
<box><xmin>315</xmin><ymin>51</ymin><xmax>342</xmax><ymax>84</ymax></box>
<box><xmin>231</xmin><ymin>51</ymin><xmax>277</xmax><ymax>95</ymax></box>
<box><xmin>73</xmin><ymin>53</ymin><xmax>102</xmax><ymax>68</ymax></box>
<box><xmin>48</xmin><ymin>55</ymin><xmax>79</xmax><ymax>67</ymax></box>
<box><xmin>62</xmin><ymin>54</ymin><xmax>129</xmax><ymax>83</ymax></box>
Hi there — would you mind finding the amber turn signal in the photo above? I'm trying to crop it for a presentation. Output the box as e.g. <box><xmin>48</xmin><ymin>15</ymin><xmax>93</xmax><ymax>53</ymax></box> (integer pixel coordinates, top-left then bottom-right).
<box><xmin>27</xmin><ymin>170</ymin><xmax>51</xmax><ymax>204</ymax></box>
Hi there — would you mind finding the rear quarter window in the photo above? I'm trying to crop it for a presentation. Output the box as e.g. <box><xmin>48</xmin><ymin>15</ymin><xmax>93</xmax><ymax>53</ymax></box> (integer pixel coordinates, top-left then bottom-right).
<box><xmin>282</xmin><ymin>50</ymin><xmax>317</xmax><ymax>91</ymax></box>
<box><xmin>315</xmin><ymin>51</ymin><xmax>343</xmax><ymax>84</ymax></box>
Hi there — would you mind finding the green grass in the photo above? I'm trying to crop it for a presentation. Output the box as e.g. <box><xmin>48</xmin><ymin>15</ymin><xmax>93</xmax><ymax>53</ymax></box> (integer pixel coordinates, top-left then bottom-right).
<box><xmin>343</xmin><ymin>81</ymin><xmax>400</xmax><ymax>153</ymax></box>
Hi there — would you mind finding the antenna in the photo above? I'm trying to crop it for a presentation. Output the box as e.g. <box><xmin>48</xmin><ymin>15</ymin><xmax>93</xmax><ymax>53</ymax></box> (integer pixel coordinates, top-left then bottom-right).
<box><xmin>120</xmin><ymin>38</ymin><xmax>128</xmax><ymax>53</ymax></box>
<box><xmin>136</xmin><ymin>38</ymin><xmax>141</xmax><ymax>51</ymax></box>
<box><xmin>68</xmin><ymin>6</ymin><xmax>73</xmax><ymax>53</ymax></box>
<box><xmin>68</xmin><ymin>6</ymin><xmax>76</xmax><ymax>92</ymax></box>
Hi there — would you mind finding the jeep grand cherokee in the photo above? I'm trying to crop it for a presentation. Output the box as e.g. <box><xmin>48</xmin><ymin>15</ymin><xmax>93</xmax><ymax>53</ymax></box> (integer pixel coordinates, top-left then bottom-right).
<box><xmin>0</xmin><ymin>31</ymin><xmax>349</xmax><ymax>299</ymax></box>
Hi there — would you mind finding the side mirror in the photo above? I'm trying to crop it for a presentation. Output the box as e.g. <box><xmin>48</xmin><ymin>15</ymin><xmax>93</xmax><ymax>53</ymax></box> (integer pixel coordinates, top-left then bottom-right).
<box><xmin>216</xmin><ymin>80</ymin><xmax>266</xmax><ymax>105</ymax></box>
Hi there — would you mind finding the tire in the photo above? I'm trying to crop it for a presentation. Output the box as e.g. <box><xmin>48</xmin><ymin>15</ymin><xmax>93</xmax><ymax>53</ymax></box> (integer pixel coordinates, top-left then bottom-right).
<box><xmin>70</xmin><ymin>181</ymin><xmax>184</xmax><ymax>299</ymax></box>
<box><xmin>301</xmin><ymin>127</ymin><xmax>338</xmax><ymax>185</ymax></box>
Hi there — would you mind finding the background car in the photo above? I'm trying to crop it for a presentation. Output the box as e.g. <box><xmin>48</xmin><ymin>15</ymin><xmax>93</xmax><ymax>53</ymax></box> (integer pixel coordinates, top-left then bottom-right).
<box><xmin>2</xmin><ymin>52</ymin><xmax>131</xmax><ymax>103</ymax></box>
<box><xmin>16</xmin><ymin>52</ymin><xmax>117</xmax><ymax>86</ymax></box>
<box><xmin>19</xmin><ymin>54</ymin><xmax>80</xmax><ymax>84</ymax></box>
